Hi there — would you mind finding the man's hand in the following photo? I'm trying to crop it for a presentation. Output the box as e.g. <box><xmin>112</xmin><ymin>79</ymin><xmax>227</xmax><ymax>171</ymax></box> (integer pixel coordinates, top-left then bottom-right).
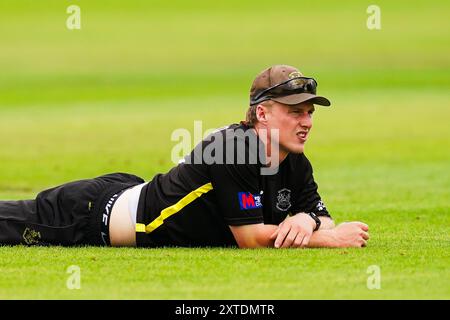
<box><xmin>269</xmin><ymin>213</ymin><xmax>316</xmax><ymax>248</ymax></box>
<box><xmin>332</xmin><ymin>222</ymin><xmax>370</xmax><ymax>248</ymax></box>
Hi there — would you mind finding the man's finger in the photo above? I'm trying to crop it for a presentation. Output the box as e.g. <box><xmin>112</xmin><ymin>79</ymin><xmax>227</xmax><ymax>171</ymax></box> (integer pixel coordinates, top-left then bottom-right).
<box><xmin>361</xmin><ymin>239</ymin><xmax>368</xmax><ymax>247</ymax></box>
<box><xmin>292</xmin><ymin>233</ymin><xmax>305</xmax><ymax>248</ymax></box>
<box><xmin>274</xmin><ymin>224</ymin><xmax>291</xmax><ymax>248</ymax></box>
<box><xmin>269</xmin><ymin>228</ymin><xmax>279</xmax><ymax>240</ymax></box>
<box><xmin>270</xmin><ymin>222</ymin><xmax>284</xmax><ymax>239</ymax></box>
<box><xmin>357</xmin><ymin>222</ymin><xmax>369</xmax><ymax>231</ymax></box>
<box><xmin>300</xmin><ymin>234</ymin><xmax>311</xmax><ymax>248</ymax></box>
<box><xmin>281</xmin><ymin>230</ymin><xmax>299</xmax><ymax>248</ymax></box>
<box><xmin>361</xmin><ymin>231</ymin><xmax>370</xmax><ymax>240</ymax></box>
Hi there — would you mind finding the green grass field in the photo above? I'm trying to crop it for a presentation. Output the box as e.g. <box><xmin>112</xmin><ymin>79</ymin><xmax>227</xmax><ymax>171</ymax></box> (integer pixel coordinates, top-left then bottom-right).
<box><xmin>0</xmin><ymin>0</ymin><xmax>449</xmax><ymax>299</ymax></box>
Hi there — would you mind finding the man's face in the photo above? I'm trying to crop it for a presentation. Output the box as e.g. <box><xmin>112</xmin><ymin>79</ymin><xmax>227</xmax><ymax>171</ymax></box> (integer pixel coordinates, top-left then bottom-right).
<box><xmin>264</xmin><ymin>101</ymin><xmax>315</xmax><ymax>155</ymax></box>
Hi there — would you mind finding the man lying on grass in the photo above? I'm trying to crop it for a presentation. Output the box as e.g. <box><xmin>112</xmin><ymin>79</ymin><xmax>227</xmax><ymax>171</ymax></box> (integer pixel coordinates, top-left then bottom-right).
<box><xmin>0</xmin><ymin>65</ymin><xmax>369</xmax><ymax>248</ymax></box>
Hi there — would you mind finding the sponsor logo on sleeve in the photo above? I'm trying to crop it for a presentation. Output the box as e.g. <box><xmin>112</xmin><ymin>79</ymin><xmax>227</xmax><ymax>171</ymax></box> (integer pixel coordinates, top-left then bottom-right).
<box><xmin>316</xmin><ymin>200</ymin><xmax>326</xmax><ymax>212</ymax></box>
<box><xmin>238</xmin><ymin>192</ymin><xmax>263</xmax><ymax>210</ymax></box>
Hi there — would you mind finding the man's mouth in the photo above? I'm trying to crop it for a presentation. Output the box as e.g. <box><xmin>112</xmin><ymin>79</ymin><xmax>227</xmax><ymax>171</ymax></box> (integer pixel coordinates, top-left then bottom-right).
<box><xmin>297</xmin><ymin>131</ymin><xmax>309</xmax><ymax>142</ymax></box>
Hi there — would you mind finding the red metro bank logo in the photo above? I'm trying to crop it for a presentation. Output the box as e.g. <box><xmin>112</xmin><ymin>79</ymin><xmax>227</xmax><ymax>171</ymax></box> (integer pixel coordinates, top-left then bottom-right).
<box><xmin>238</xmin><ymin>192</ymin><xmax>263</xmax><ymax>210</ymax></box>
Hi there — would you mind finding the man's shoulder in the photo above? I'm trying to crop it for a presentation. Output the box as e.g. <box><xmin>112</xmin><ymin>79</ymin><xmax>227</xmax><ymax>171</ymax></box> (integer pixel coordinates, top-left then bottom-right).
<box><xmin>207</xmin><ymin>123</ymin><xmax>254</xmax><ymax>139</ymax></box>
<box><xmin>185</xmin><ymin>123</ymin><xmax>263</xmax><ymax>167</ymax></box>
<box><xmin>206</xmin><ymin>122</ymin><xmax>261</xmax><ymax>153</ymax></box>
<box><xmin>285</xmin><ymin>152</ymin><xmax>312</xmax><ymax>171</ymax></box>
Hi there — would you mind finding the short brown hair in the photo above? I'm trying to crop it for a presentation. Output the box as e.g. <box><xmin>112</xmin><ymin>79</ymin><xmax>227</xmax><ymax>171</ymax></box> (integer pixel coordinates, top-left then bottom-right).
<box><xmin>244</xmin><ymin>100</ymin><xmax>273</xmax><ymax>127</ymax></box>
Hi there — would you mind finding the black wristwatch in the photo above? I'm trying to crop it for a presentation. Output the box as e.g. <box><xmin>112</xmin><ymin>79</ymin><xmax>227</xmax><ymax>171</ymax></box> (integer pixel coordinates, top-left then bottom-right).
<box><xmin>304</xmin><ymin>212</ymin><xmax>321</xmax><ymax>231</ymax></box>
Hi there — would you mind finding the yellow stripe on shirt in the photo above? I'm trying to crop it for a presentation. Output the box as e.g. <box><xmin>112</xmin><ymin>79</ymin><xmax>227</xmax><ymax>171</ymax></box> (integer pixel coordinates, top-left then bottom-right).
<box><xmin>136</xmin><ymin>182</ymin><xmax>213</xmax><ymax>234</ymax></box>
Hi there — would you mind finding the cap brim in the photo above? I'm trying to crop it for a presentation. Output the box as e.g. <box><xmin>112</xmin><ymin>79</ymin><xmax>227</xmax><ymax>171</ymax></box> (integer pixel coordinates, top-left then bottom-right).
<box><xmin>272</xmin><ymin>93</ymin><xmax>331</xmax><ymax>107</ymax></box>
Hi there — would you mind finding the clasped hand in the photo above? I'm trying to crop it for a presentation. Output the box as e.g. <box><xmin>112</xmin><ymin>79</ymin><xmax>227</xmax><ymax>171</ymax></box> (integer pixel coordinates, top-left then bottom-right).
<box><xmin>270</xmin><ymin>213</ymin><xmax>316</xmax><ymax>248</ymax></box>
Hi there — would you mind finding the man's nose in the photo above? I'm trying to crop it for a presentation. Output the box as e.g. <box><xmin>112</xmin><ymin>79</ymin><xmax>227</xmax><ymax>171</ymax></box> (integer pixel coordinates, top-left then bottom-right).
<box><xmin>300</xmin><ymin>113</ymin><xmax>312</xmax><ymax>128</ymax></box>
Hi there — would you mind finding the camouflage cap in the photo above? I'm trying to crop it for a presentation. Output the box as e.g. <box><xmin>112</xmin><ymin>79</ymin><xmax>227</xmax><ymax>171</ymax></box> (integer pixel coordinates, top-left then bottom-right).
<box><xmin>249</xmin><ymin>65</ymin><xmax>331</xmax><ymax>107</ymax></box>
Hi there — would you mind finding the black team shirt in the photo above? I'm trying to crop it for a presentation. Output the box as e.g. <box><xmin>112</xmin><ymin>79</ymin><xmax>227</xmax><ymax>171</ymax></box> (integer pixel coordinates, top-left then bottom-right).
<box><xmin>135</xmin><ymin>123</ymin><xmax>330</xmax><ymax>247</ymax></box>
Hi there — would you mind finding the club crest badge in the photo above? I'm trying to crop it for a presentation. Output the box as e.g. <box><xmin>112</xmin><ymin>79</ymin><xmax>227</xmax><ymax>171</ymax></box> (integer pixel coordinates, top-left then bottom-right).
<box><xmin>276</xmin><ymin>188</ymin><xmax>292</xmax><ymax>211</ymax></box>
<box><xmin>22</xmin><ymin>227</ymin><xmax>41</xmax><ymax>245</ymax></box>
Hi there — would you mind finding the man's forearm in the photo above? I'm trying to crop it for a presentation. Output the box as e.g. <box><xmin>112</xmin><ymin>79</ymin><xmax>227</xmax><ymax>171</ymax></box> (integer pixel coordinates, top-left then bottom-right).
<box><xmin>230</xmin><ymin>224</ymin><xmax>278</xmax><ymax>248</ymax></box>
<box><xmin>253</xmin><ymin>224</ymin><xmax>278</xmax><ymax>247</ymax></box>
<box><xmin>306</xmin><ymin>229</ymin><xmax>338</xmax><ymax>248</ymax></box>
<box><xmin>250</xmin><ymin>221</ymin><xmax>337</xmax><ymax>248</ymax></box>
<box><xmin>233</xmin><ymin>221</ymin><xmax>339</xmax><ymax>249</ymax></box>
<box><xmin>253</xmin><ymin>224</ymin><xmax>338</xmax><ymax>248</ymax></box>
<box><xmin>244</xmin><ymin>220</ymin><xmax>365</xmax><ymax>249</ymax></box>
<box><xmin>257</xmin><ymin>225</ymin><xmax>338</xmax><ymax>248</ymax></box>
<box><xmin>318</xmin><ymin>217</ymin><xmax>335</xmax><ymax>230</ymax></box>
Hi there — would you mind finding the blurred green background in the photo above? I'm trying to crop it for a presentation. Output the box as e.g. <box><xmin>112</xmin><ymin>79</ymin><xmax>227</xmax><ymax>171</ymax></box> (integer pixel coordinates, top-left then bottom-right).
<box><xmin>0</xmin><ymin>0</ymin><xmax>449</xmax><ymax>299</ymax></box>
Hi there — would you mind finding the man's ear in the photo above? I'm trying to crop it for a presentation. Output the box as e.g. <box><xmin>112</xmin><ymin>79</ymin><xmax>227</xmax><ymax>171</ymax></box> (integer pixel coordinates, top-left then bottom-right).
<box><xmin>256</xmin><ymin>104</ymin><xmax>269</xmax><ymax>124</ymax></box>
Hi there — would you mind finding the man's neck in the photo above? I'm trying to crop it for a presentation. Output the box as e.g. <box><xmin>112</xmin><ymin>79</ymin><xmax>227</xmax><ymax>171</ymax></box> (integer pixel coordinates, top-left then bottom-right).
<box><xmin>252</xmin><ymin>127</ymin><xmax>288</xmax><ymax>167</ymax></box>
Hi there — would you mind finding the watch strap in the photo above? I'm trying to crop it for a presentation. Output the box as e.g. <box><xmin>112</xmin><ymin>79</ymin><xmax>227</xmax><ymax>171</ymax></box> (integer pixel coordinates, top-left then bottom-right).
<box><xmin>306</xmin><ymin>212</ymin><xmax>321</xmax><ymax>231</ymax></box>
